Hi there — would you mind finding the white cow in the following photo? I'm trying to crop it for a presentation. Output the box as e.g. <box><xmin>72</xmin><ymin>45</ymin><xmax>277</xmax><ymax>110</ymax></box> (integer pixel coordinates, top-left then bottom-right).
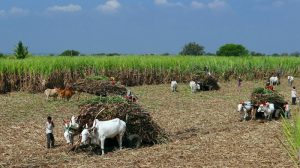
<box><xmin>257</xmin><ymin>103</ymin><xmax>275</xmax><ymax>120</ymax></box>
<box><xmin>269</xmin><ymin>76</ymin><xmax>279</xmax><ymax>86</ymax></box>
<box><xmin>63</xmin><ymin>116</ymin><xmax>79</xmax><ymax>145</ymax></box>
<box><xmin>170</xmin><ymin>81</ymin><xmax>178</xmax><ymax>92</ymax></box>
<box><xmin>80</xmin><ymin>124</ymin><xmax>98</xmax><ymax>145</ymax></box>
<box><xmin>288</xmin><ymin>76</ymin><xmax>294</xmax><ymax>86</ymax></box>
<box><xmin>189</xmin><ymin>81</ymin><xmax>200</xmax><ymax>93</ymax></box>
<box><xmin>44</xmin><ymin>88</ymin><xmax>60</xmax><ymax>100</ymax></box>
<box><xmin>81</xmin><ymin>118</ymin><xmax>126</xmax><ymax>155</ymax></box>
<box><xmin>237</xmin><ymin>101</ymin><xmax>254</xmax><ymax>121</ymax></box>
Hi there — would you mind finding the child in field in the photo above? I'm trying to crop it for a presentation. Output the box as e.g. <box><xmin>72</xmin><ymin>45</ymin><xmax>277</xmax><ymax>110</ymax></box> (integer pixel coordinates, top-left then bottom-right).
<box><xmin>46</xmin><ymin>116</ymin><xmax>55</xmax><ymax>148</ymax></box>
<box><xmin>284</xmin><ymin>102</ymin><xmax>290</xmax><ymax>119</ymax></box>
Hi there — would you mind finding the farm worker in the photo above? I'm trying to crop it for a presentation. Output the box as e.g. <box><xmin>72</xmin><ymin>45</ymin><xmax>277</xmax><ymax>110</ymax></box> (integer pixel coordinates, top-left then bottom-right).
<box><xmin>125</xmin><ymin>90</ymin><xmax>138</xmax><ymax>102</ymax></box>
<box><xmin>110</xmin><ymin>77</ymin><xmax>116</xmax><ymax>85</ymax></box>
<box><xmin>204</xmin><ymin>66</ymin><xmax>211</xmax><ymax>76</ymax></box>
<box><xmin>291</xmin><ymin>86</ymin><xmax>297</xmax><ymax>105</ymax></box>
<box><xmin>46</xmin><ymin>116</ymin><xmax>55</xmax><ymax>148</ymax></box>
<box><xmin>284</xmin><ymin>102</ymin><xmax>290</xmax><ymax>118</ymax></box>
<box><xmin>204</xmin><ymin>66</ymin><xmax>209</xmax><ymax>73</ymax></box>
<box><xmin>265</xmin><ymin>82</ymin><xmax>274</xmax><ymax>91</ymax></box>
<box><xmin>276</xmin><ymin>69</ymin><xmax>282</xmax><ymax>83</ymax></box>
<box><xmin>237</xmin><ymin>77</ymin><xmax>242</xmax><ymax>87</ymax></box>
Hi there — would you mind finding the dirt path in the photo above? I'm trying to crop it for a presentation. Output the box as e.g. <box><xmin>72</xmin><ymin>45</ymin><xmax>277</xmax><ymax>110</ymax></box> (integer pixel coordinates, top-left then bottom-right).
<box><xmin>0</xmin><ymin>80</ymin><xmax>296</xmax><ymax>167</ymax></box>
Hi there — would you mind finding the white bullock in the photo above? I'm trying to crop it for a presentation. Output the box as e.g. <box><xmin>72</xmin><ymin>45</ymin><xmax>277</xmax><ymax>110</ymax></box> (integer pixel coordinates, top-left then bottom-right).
<box><xmin>81</xmin><ymin>118</ymin><xmax>126</xmax><ymax>155</ymax></box>
<box><xmin>257</xmin><ymin>103</ymin><xmax>275</xmax><ymax>120</ymax></box>
<box><xmin>288</xmin><ymin>76</ymin><xmax>294</xmax><ymax>86</ymax></box>
<box><xmin>237</xmin><ymin>101</ymin><xmax>254</xmax><ymax>121</ymax></box>
<box><xmin>44</xmin><ymin>88</ymin><xmax>59</xmax><ymax>101</ymax></box>
<box><xmin>80</xmin><ymin>124</ymin><xmax>97</xmax><ymax>145</ymax></box>
<box><xmin>269</xmin><ymin>76</ymin><xmax>279</xmax><ymax>86</ymax></box>
<box><xmin>170</xmin><ymin>81</ymin><xmax>178</xmax><ymax>92</ymax></box>
<box><xmin>189</xmin><ymin>81</ymin><xmax>200</xmax><ymax>93</ymax></box>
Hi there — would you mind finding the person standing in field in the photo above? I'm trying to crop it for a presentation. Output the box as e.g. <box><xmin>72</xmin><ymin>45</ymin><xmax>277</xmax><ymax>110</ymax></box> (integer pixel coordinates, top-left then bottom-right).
<box><xmin>204</xmin><ymin>66</ymin><xmax>209</xmax><ymax>73</ymax></box>
<box><xmin>46</xmin><ymin>116</ymin><xmax>55</xmax><ymax>148</ymax></box>
<box><xmin>237</xmin><ymin>77</ymin><xmax>242</xmax><ymax>87</ymax></box>
<box><xmin>284</xmin><ymin>102</ymin><xmax>290</xmax><ymax>118</ymax></box>
<box><xmin>291</xmin><ymin>86</ymin><xmax>297</xmax><ymax>105</ymax></box>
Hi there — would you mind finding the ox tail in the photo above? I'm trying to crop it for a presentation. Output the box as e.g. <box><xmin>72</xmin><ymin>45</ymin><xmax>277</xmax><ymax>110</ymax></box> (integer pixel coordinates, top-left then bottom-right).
<box><xmin>125</xmin><ymin>114</ymin><xmax>129</xmax><ymax>123</ymax></box>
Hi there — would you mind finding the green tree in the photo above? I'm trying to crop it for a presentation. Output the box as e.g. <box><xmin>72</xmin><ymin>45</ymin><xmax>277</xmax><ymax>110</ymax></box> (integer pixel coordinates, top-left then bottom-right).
<box><xmin>216</xmin><ymin>43</ymin><xmax>249</xmax><ymax>56</ymax></box>
<box><xmin>14</xmin><ymin>41</ymin><xmax>29</xmax><ymax>59</ymax></box>
<box><xmin>250</xmin><ymin>51</ymin><xmax>265</xmax><ymax>56</ymax></box>
<box><xmin>180</xmin><ymin>42</ymin><xmax>205</xmax><ymax>56</ymax></box>
<box><xmin>290</xmin><ymin>52</ymin><xmax>300</xmax><ymax>57</ymax></box>
<box><xmin>60</xmin><ymin>50</ymin><xmax>80</xmax><ymax>56</ymax></box>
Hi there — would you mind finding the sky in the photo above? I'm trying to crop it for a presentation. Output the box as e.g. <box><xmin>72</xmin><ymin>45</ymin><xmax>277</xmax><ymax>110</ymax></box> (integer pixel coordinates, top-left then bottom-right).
<box><xmin>0</xmin><ymin>0</ymin><xmax>300</xmax><ymax>55</ymax></box>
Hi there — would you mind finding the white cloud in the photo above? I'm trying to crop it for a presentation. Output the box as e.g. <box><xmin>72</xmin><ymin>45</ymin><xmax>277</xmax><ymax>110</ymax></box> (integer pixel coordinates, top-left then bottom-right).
<box><xmin>208</xmin><ymin>0</ymin><xmax>228</xmax><ymax>10</ymax></box>
<box><xmin>154</xmin><ymin>0</ymin><xmax>228</xmax><ymax>10</ymax></box>
<box><xmin>0</xmin><ymin>7</ymin><xmax>29</xmax><ymax>17</ymax></box>
<box><xmin>154</xmin><ymin>0</ymin><xmax>183</xmax><ymax>7</ymax></box>
<box><xmin>191</xmin><ymin>1</ymin><xmax>205</xmax><ymax>9</ymax></box>
<box><xmin>9</xmin><ymin>7</ymin><xmax>29</xmax><ymax>15</ymax></box>
<box><xmin>154</xmin><ymin>0</ymin><xmax>168</xmax><ymax>5</ymax></box>
<box><xmin>47</xmin><ymin>4</ymin><xmax>82</xmax><ymax>13</ymax></box>
<box><xmin>97</xmin><ymin>0</ymin><xmax>121</xmax><ymax>13</ymax></box>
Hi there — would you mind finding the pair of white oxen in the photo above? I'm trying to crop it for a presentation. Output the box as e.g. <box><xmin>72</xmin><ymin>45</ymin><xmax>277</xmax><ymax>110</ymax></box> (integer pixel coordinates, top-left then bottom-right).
<box><xmin>64</xmin><ymin>116</ymin><xmax>126</xmax><ymax>155</ymax></box>
<box><xmin>170</xmin><ymin>81</ymin><xmax>202</xmax><ymax>93</ymax></box>
<box><xmin>269</xmin><ymin>75</ymin><xmax>294</xmax><ymax>86</ymax></box>
<box><xmin>237</xmin><ymin>101</ymin><xmax>275</xmax><ymax>121</ymax></box>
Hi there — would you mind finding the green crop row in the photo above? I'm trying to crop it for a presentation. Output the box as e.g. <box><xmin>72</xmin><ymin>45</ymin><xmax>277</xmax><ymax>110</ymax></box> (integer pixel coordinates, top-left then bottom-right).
<box><xmin>0</xmin><ymin>56</ymin><xmax>299</xmax><ymax>79</ymax></box>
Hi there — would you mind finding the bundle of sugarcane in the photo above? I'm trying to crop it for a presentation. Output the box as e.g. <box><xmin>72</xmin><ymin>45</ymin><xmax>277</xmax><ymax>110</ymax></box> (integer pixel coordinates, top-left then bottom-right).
<box><xmin>76</xmin><ymin>96</ymin><xmax>169</xmax><ymax>146</ymax></box>
<box><xmin>192</xmin><ymin>74</ymin><xmax>220</xmax><ymax>91</ymax></box>
<box><xmin>72</xmin><ymin>78</ymin><xmax>127</xmax><ymax>96</ymax></box>
<box><xmin>251</xmin><ymin>87</ymin><xmax>285</xmax><ymax>109</ymax></box>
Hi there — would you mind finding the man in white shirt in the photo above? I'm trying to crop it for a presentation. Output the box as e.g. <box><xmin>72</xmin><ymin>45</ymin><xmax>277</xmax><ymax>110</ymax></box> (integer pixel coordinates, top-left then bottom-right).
<box><xmin>291</xmin><ymin>86</ymin><xmax>297</xmax><ymax>105</ymax></box>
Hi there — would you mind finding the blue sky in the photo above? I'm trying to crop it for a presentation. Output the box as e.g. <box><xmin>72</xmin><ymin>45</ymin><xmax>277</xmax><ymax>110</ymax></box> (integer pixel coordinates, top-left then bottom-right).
<box><xmin>0</xmin><ymin>0</ymin><xmax>299</xmax><ymax>55</ymax></box>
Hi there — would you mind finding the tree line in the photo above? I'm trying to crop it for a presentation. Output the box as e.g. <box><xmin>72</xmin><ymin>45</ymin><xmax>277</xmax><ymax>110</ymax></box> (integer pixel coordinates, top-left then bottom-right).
<box><xmin>1</xmin><ymin>41</ymin><xmax>300</xmax><ymax>59</ymax></box>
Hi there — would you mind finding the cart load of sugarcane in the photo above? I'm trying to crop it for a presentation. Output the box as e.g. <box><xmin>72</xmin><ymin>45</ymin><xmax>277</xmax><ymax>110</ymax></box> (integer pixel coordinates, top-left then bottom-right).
<box><xmin>72</xmin><ymin>77</ymin><xmax>127</xmax><ymax>96</ymax></box>
<box><xmin>250</xmin><ymin>87</ymin><xmax>285</xmax><ymax>110</ymax></box>
<box><xmin>75</xmin><ymin>96</ymin><xmax>169</xmax><ymax>147</ymax></box>
<box><xmin>191</xmin><ymin>73</ymin><xmax>220</xmax><ymax>91</ymax></box>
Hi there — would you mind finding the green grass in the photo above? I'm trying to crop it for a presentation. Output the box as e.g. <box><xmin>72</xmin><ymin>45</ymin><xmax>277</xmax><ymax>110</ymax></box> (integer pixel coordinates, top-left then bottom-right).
<box><xmin>0</xmin><ymin>55</ymin><xmax>300</xmax><ymax>79</ymax></box>
<box><xmin>281</xmin><ymin>110</ymin><xmax>300</xmax><ymax>166</ymax></box>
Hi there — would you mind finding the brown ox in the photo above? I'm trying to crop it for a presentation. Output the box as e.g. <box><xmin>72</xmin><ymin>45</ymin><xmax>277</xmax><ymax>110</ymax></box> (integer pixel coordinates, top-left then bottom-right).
<box><xmin>59</xmin><ymin>87</ymin><xmax>75</xmax><ymax>101</ymax></box>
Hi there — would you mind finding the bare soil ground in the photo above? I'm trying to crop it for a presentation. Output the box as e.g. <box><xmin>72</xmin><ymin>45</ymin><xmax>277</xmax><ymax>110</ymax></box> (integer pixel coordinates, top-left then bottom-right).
<box><xmin>0</xmin><ymin>80</ymin><xmax>297</xmax><ymax>168</ymax></box>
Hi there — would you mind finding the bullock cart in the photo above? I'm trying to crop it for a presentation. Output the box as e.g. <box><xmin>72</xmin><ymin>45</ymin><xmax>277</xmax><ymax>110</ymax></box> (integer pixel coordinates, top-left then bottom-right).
<box><xmin>70</xmin><ymin>96</ymin><xmax>168</xmax><ymax>153</ymax></box>
<box><xmin>250</xmin><ymin>87</ymin><xmax>286</xmax><ymax>120</ymax></box>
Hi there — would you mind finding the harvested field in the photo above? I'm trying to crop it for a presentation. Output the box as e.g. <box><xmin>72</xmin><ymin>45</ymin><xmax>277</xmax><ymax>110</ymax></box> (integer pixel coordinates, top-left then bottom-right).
<box><xmin>0</xmin><ymin>80</ymin><xmax>297</xmax><ymax>167</ymax></box>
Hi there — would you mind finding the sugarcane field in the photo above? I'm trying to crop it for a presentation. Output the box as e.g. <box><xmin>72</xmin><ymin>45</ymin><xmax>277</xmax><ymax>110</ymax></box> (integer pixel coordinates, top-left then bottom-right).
<box><xmin>2</xmin><ymin>1</ymin><xmax>300</xmax><ymax>167</ymax></box>
<box><xmin>0</xmin><ymin>72</ymin><xmax>298</xmax><ymax>167</ymax></box>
